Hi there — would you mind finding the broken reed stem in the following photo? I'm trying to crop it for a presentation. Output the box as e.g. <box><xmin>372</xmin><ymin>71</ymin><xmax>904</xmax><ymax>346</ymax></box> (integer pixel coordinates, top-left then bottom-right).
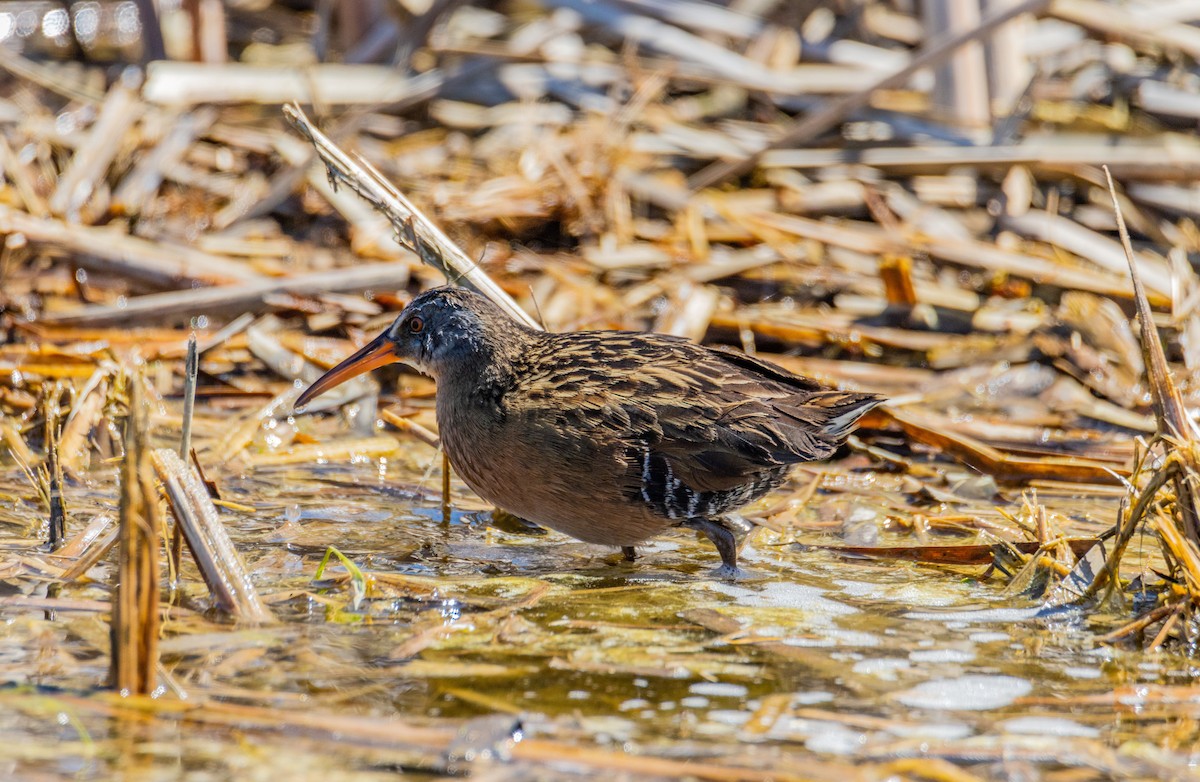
<box><xmin>171</xmin><ymin>333</ymin><xmax>199</xmax><ymax>584</ymax></box>
<box><xmin>152</xmin><ymin>448</ymin><xmax>275</xmax><ymax>624</ymax></box>
<box><xmin>110</xmin><ymin>372</ymin><xmax>161</xmax><ymax>695</ymax></box>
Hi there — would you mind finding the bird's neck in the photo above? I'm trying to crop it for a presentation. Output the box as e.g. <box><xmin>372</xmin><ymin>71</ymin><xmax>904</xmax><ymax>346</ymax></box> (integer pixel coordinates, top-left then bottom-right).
<box><xmin>434</xmin><ymin>324</ymin><xmax>533</xmax><ymax>425</ymax></box>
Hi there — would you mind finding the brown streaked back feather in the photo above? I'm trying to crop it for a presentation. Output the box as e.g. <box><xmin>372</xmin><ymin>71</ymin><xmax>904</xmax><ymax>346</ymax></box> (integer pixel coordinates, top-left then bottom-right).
<box><xmin>504</xmin><ymin>330</ymin><xmax>882</xmax><ymax>518</ymax></box>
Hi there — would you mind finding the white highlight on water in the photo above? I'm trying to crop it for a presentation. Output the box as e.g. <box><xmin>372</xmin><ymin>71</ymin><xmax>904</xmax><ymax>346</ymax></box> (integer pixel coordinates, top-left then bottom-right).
<box><xmin>895</xmin><ymin>675</ymin><xmax>1033</xmax><ymax>710</ymax></box>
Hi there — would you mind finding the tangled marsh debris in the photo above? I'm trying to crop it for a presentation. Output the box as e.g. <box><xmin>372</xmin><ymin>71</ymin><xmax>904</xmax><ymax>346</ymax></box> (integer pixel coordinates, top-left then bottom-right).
<box><xmin>1</xmin><ymin>0</ymin><xmax>1200</xmax><ymax>777</ymax></box>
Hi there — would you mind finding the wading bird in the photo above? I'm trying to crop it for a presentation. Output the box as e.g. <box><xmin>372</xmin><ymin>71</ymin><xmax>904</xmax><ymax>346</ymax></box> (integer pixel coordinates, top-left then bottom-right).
<box><xmin>297</xmin><ymin>287</ymin><xmax>881</xmax><ymax>575</ymax></box>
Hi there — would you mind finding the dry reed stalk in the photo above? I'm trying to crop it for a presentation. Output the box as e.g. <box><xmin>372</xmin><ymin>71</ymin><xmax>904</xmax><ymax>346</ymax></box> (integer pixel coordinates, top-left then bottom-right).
<box><xmin>380</xmin><ymin>408</ymin><xmax>440</xmax><ymax>447</ymax></box>
<box><xmin>754</xmin><ymin>140</ymin><xmax>1200</xmax><ymax>174</ymax></box>
<box><xmin>113</xmin><ymin>107</ymin><xmax>216</xmax><ymax>217</ymax></box>
<box><xmin>58</xmin><ymin>368</ymin><xmax>108</xmax><ymax>480</ymax></box>
<box><xmin>0</xmin><ymin>204</ymin><xmax>261</xmax><ymax>287</ymax></box>
<box><xmin>215</xmin><ymin>385</ymin><xmax>300</xmax><ymax>463</ymax></box>
<box><xmin>243</xmin><ymin>436</ymin><xmax>399</xmax><ymax>467</ymax></box>
<box><xmin>45</xmin><ymin>262</ymin><xmax>414</xmax><ymax>327</ymax></box>
<box><xmin>0</xmin><ymin>134</ymin><xmax>48</xmax><ymax>217</ymax></box>
<box><xmin>886</xmin><ymin>407</ymin><xmax>1127</xmax><ymax>484</ymax></box>
<box><xmin>171</xmin><ymin>334</ymin><xmax>199</xmax><ymax>584</ymax></box>
<box><xmin>180</xmin><ymin>334</ymin><xmax>198</xmax><ymax>462</ymax></box>
<box><xmin>57</xmin><ymin>515</ymin><xmax>120</xmax><ymax>583</ymax></box>
<box><xmin>305</xmin><ymin>161</ymin><xmax>415</xmax><ymax>264</ymax></box>
<box><xmin>1105</xmin><ymin>166</ymin><xmax>1200</xmax><ymax>542</ymax></box>
<box><xmin>196</xmin><ymin>0</ymin><xmax>227</xmax><ymax>61</ymax></box>
<box><xmin>110</xmin><ymin>373</ymin><xmax>161</xmax><ymax>695</ymax></box>
<box><xmin>151</xmin><ymin>448</ymin><xmax>275</xmax><ymax>624</ymax></box>
<box><xmin>744</xmin><ymin>210</ymin><xmax>1158</xmax><ymax>303</ymax></box>
<box><xmin>688</xmin><ymin>0</ymin><xmax>1050</xmax><ymax>189</ymax></box>
<box><xmin>41</xmin><ymin>386</ymin><xmax>65</xmax><ymax>550</ymax></box>
<box><xmin>1050</xmin><ymin>0</ymin><xmax>1200</xmax><ymax>60</ymax></box>
<box><xmin>1074</xmin><ymin>169</ymin><xmax>1200</xmax><ymax>614</ymax></box>
<box><xmin>921</xmin><ymin>0</ymin><xmax>991</xmax><ymax>128</ymax></box>
<box><xmin>52</xmin><ymin>512</ymin><xmax>115</xmax><ymax>560</ymax></box>
<box><xmin>985</xmin><ymin>0</ymin><xmax>1035</xmax><ymax>115</ymax></box>
<box><xmin>657</xmin><ymin>282</ymin><xmax>721</xmax><ymax>342</ymax></box>
<box><xmin>1151</xmin><ymin>514</ymin><xmax>1200</xmax><ymax>600</ymax></box>
<box><xmin>0</xmin><ymin>418</ymin><xmax>37</xmax><ymax>467</ymax></box>
<box><xmin>143</xmin><ymin>62</ymin><xmax>429</xmax><ymax>105</ymax></box>
<box><xmin>282</xmin><ymin>104</ymin><xmax>539</xmax><ymax>330</ymax></box>
<box><xmin>48</xmin><ymin>67</ymin><xmax>144</xmax><ymax>221</ymax></box>
<box><xmin>61</xmin><ymin>532</ymin><xmax>121</xmax><ymax>583</ymax></box>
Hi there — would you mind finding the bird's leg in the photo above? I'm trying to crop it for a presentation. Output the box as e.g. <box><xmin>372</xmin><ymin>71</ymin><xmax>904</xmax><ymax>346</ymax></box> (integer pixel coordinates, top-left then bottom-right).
<box><xmin>681</xmin><ymin>518</ymin><xmax>739</xmax><ymax>576</ymax></box>
<box><xmin>621</xmin><ymin>546</ymin><xmax>637</xmax><ymax>562</ymax></box>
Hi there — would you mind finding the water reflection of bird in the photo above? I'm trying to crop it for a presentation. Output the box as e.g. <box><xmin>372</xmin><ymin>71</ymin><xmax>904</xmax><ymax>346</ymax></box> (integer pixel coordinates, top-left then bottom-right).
<box><xmin>296</xmin><ymin>287</ymin><xmax>881</xmax><ymax>575</ymax></box>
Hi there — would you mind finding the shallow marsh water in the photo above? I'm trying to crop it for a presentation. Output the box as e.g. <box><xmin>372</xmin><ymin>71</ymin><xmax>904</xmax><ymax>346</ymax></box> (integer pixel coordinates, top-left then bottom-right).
<box><xmin>1</xmin><ymin>417</ymin><xmax>1199</xmax><ymax>781</ymax></box>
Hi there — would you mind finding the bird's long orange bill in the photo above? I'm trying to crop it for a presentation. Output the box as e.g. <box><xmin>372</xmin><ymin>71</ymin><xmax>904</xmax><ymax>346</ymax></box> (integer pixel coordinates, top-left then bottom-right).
<box><xmin>295</xmin><ymin>333</ymin><xmax>400</xmax><ymax>410</ymax></box>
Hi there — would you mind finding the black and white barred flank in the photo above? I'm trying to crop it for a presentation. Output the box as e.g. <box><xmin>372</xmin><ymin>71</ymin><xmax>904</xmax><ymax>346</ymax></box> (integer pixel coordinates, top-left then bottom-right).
<box><xmin>633</xmin><ymin>443</ymin><xmax>788</xmax><ymax>521</ymax></box>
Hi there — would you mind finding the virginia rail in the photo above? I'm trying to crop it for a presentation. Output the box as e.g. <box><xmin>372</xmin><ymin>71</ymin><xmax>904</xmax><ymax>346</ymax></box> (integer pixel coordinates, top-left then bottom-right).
<box><xmin>296</xmin><ymin>287</ymin><xmax>881</xmax><ymax>574</ymax></box>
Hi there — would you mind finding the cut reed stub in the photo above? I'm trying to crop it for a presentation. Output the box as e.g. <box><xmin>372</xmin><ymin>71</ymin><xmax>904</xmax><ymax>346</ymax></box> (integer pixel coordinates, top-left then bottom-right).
<box><xmin>109</xmin><ymin>375</ymin><xmax>161</xmax><ymax>696</ymax></box>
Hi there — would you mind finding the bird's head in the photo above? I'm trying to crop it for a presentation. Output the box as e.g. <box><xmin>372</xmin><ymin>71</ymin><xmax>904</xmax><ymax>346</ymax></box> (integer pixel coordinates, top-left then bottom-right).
<box><xmin>295</xmin><ymin>287</ymin><xmax>522</xmax><ymax>410</ymax></box>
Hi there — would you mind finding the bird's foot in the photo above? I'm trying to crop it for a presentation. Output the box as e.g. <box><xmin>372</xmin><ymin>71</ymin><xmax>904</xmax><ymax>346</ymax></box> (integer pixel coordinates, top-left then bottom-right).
<box><xmin>708</xmin><ymin>563</ymin><xmax>744</xmax><ymax>580</ymax></box>
<box><xmin>680</xmin><ymin>517</ymin><xmax>739</xmax><ymax>573</ymax></box>
<box><xmin>621</xmin><ymin>546</ymin><xmax>637</xmax><ymax>562</ymax></box>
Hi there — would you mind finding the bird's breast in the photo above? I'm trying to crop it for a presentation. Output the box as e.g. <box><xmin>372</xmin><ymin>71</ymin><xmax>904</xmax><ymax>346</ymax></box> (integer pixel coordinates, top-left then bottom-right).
<box><xmin>435</xmin><ymin>392</ymin><xmax>670</xmax><ymax>546</ymax></box>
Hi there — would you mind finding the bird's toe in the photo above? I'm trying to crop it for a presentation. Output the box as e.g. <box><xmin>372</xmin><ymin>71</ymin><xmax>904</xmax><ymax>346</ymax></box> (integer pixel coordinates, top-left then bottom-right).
<box><xmin>708</xmin><ymin>563</ymin><xmax>743</xmax><ymax>580</ymax></box>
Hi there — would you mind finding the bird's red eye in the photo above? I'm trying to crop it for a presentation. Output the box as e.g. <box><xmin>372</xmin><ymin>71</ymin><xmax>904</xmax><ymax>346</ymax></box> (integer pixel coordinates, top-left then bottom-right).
<box><xmin>409</xmin><ymin>316</ymin><xmax>424</xmax><ymax>334</ymax></box>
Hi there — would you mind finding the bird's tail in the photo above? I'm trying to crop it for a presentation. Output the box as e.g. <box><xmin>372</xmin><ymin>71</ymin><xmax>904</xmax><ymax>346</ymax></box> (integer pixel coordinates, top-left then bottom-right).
<box><xmin>808</xmin><ymin>391</ymin><xmax>884</xmax><ymax>441</ymax></box>
<box><xmin>769</xmin><ymin>391</ymin><xmax>883</xmax><ymax>462</ymax></box>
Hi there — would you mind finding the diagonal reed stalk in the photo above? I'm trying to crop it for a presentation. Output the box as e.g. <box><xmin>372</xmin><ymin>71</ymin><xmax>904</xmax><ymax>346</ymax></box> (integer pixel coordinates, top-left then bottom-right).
<box><xmin>282</xmin><ymin>103</ymin><xmax>540</xmax><ymax>331</ymax></box>
<box><xmin>1081</xmin><ymin>167</ymin><xmax>1200</xmax><ymax>616</ymax></box>
<box><xmin>152</xmin><ymin>447</ymin><xmax>276</xmax><ymax>624</ymax></box>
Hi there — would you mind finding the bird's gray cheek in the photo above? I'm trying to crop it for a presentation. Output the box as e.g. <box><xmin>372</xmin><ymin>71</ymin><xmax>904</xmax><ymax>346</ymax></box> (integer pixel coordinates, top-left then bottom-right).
<box><xmin>401</xmin><ymin>339</ymin><xmax>434</xmax><ymax>377</ymax></box>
